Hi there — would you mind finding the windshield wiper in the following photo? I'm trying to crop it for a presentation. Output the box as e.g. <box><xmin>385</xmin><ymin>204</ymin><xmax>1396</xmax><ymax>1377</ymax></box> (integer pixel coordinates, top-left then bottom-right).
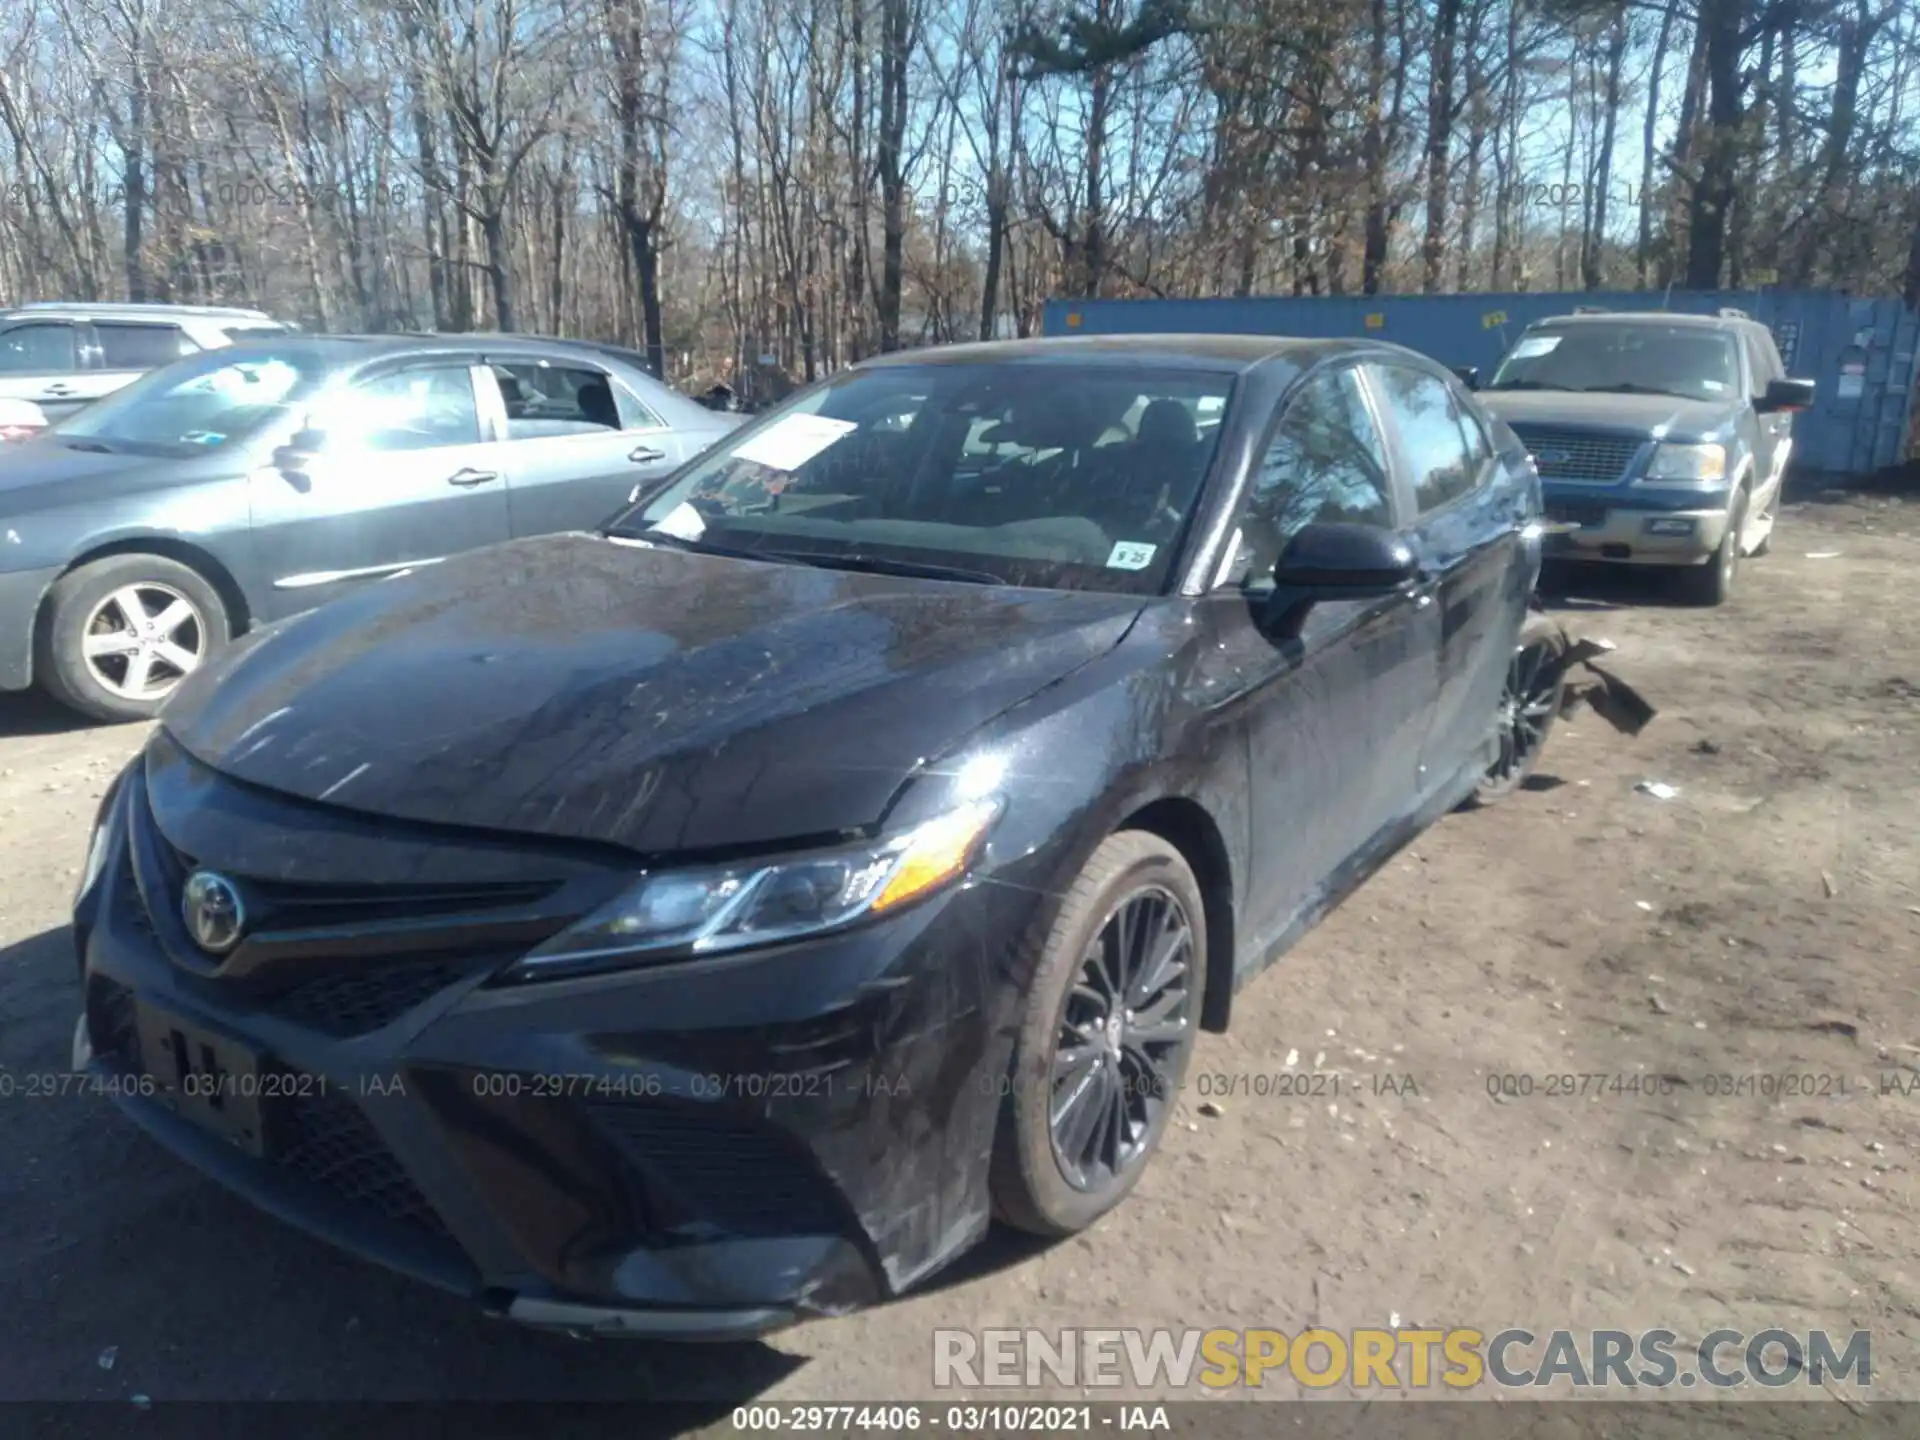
<box><xmin>786</xmin><ymin>551</ymin><xmax>1004</xmax><ymax>585</ymax></box>
<box><xmin>609</xmin><ymin>528</ymin><xmax>783</xmax><ymax>564</ymax></box>
<box><xmin>61</xmin><ymin>438</ymin><xmax>116</xmax><ymax>453</ymax></box>
<box><xmin>1486</xmin><ymin>380</ymin><xmax>1580</xmax><ymax>392</ymax></box>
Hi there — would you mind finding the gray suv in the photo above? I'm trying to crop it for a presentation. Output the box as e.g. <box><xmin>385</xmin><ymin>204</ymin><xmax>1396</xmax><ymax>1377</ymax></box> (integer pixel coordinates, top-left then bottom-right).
<box><xmin>1471</xmin><ymin>309</ymin><xmax>1815</xmax><ymax>605</ymax></box>
<box><xmin>0</xmin><ymin>302</ymin><xmax>291</xmax><ymax>424</ymax></box>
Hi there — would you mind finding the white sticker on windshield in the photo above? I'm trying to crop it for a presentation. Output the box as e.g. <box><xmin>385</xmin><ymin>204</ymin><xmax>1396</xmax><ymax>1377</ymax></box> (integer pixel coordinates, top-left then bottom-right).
<box><xmin>1510</xmin><ymin>335</ymin><xmax>1561</xmax><ymax>359</ymax></box>
<box><xmin>1107</xmin><ymin>541</ymin><xmax>1158</xmax><ymax>571</ymax></box>
<box><xmin>649</xmin><ymin>502</ymin><xmax>707</xmax><ymax>541</ymax></box>
<box><xmin>728</xmin><ymin>414</ymin><xmax>857</xmax><ymax>472</ymax></box>
<box><xmin>1701</xmin><ymin>378</ymin><xmax>1727</xmax><ymax>392</ymax></box>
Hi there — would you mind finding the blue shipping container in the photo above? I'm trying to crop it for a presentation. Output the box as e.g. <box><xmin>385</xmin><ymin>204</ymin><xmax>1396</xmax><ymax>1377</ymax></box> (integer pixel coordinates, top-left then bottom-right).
<box><xmin>1041</xmin><ymin>290</ymin><xmax>1920</xmax><ymax>478</ymax></box>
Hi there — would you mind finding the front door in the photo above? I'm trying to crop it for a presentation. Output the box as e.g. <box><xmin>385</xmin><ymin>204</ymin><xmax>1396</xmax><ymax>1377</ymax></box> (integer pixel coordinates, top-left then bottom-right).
<box><xmin>0</xmin><ymin>318</ymin><xmax>107</xmax><ymax>421</ymax></box>
<box><xmin>249</xmin><ymin>359</ymin><xmax>512</xmax><ymax>620</ymax></box>
<box><xmin>481</xmin><ymin>356</ymin><xmax>696</xmax><ymax>536</ymax></box>
<box><xmin>1365</xmin><ymin>362</ymin><xmax>1527</xmax><ymax>798</ymax></box>
<box><xmin>1204</xmin><ymin>362</ymin><xmax>1439</xmax><ymax>970</ymax></box>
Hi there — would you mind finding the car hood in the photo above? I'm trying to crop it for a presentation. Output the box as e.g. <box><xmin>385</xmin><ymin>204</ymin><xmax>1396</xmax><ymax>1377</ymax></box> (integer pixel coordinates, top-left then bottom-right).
<box><xmin>0</xmin><ymin>438</ymin><xmax>186</xmax><ymax>510</ymax></box>
<box><xmin>1477</xmin><ymin>389</ymin><xmax>1737</xmax><ymax>442</ymax></box>
<box><xmin>161</xmin><ymin>532</ymin><xmax>1145</xmax><ymax>855</ymax></box>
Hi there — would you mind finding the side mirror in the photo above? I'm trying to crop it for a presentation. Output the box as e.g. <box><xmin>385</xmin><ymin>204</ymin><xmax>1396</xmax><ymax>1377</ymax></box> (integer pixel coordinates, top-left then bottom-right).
<box><xmin>1757</xmin><ymin>377</ymin><xmax>1816</xmax><ymax>413</ymax></box>
<box><xmin>1452</xmin><ymin>366</ymin><xmax>1480</xmax><ymax>391</ymax></box>
<box><xmin>1271</xmin><ymin>521</ymin><xmax>1422</xmax><ymax>597</ymax></box>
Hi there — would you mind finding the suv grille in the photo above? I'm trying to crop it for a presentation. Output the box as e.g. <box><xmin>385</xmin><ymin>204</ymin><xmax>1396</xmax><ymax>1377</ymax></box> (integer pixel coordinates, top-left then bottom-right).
<box><xmin>1509</xmin><ymin>425</ymin><xmax>1643</xmax><ymax>484</ymax></box>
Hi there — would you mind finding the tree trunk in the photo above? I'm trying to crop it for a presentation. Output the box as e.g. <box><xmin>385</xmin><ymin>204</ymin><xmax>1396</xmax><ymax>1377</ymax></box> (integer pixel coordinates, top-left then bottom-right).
<box><xmin>1638</xmin><ymin>0</ymin><xmax>1678</xmax><ymax>286</ymax></box>
<box><xmin>1683</xmin><ymin>0</ymin><xmax>1742</xmax><ymax>289</ymax></box>
<box><xmin>875</xmin><ymin>0</ymin><xmax>910</xmax><ymax>350</ymax></box>
<box><xmin>1584</xmin><ymin>15</ymin><xmax>1626</xmax><ymax>290</ymax></box>
<box><xmin>1420</xmin><ymin>0</ymin><xmax>1461</xmax><ymax>292</ymax></box>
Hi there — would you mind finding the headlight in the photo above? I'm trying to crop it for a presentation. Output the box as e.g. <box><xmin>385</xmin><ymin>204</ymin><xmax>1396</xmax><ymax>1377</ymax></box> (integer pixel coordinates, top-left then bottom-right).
<box><xmin>1640</xmin><ymin>442</ymin><xmax>1727</xmax><ymax>483</ymax></box>
<box><xmin>73</xmin><ymin>778</ymin><xmax>122</xmax><ymax>909</ymax></box>
<box><xmin>510</xmin><ymin>797</ymin><xmax>1001</xmax><ymax>976</ymax></box>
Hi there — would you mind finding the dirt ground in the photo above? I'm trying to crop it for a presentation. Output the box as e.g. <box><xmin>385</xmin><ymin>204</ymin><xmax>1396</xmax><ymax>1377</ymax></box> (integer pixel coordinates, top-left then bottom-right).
<box><xmin>2</xmin><ymin>490</ymin><xmax>1918</xmax><ymax>1418</ymax></box>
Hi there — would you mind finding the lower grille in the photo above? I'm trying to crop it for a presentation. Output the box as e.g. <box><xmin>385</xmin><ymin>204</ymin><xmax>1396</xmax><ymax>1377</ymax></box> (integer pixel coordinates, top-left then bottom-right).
<box><xmin>267</xmin><ymin>959</ymin><xmax>477</xmax><ymax>1037</ymax></box>
<box><xmin>1545</xmin><ymin>497</ymin><xmax>1611</xmax><ymax>528</ymax></box>
<box><xmin>1510</xmin><ymin>425</ymin><xmax>1642</xmax><ymax>483</ymax></box>
<box><xmin>88</xmin><ymin>975</ymin><xmax>142</xmax><ymax>1070</ymax></box>
<box><xmin>588</xmin><ymin>1102</ymin><xmax>847</xmax><ymax>1240</ymax></box>
<box><xmin>275</xmin><ymin>1083</ymin><xmax>455</xmax><ymax>1244</ymax></box>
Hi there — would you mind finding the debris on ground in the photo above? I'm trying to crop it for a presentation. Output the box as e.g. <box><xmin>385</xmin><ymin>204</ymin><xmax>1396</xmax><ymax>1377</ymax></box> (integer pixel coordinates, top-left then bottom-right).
<box><xmin>1806</xmin><ymin>551</ymin><xmax>1842</xmax><ymax>559</ymax></box>
<box><xmin>1198</xmin><ymin>1101</ymin><xmax>1225</xmax><ymax>1118</ymax></box>
<box><xmin>1636</xmin><ymin>780</ymin><xmax>1681</xmax><ymax>800</ymax></box>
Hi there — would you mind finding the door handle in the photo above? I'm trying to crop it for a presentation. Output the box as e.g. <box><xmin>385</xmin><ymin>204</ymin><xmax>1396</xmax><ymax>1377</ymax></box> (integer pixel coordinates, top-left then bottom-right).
<box><xmin>41</xmin><ymin>383</ymin><xmax>74</xmax><ymax>397</ymax></box>
<box><xmin>446</xmin><ymin>467</ymin><xmax>500</xmax><ymax>487</ymax></box>
<box><xmin>628</xmin><ymin>445</ymin><xmax>667</xmax><ymax>464</ymax></box>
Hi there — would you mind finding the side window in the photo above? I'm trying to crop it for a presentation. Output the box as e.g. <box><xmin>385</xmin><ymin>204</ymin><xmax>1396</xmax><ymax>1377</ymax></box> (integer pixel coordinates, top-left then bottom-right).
<box><xmin>1745</xmin><ymin>331</ymin><xmax>1781</xmax><ymax>396</ymax></box>
<box><xmin>1372</xmin><ymin>365</ymin><xmax>1475</xmax><ymax>514</ymax></box>
<box><xmin>1235</xmin><ymin>367</ymin><xmax>1394</xmax><ymax>586</ymax></box>
<box><xmin>612</xmin><ymin>379</ymin><xmax>664</xmax><ymax>431</ymax></box>
<box><xmin>491</xmin><ymin>362</ymin><xmax>626</xmax><ymax>438</ymax></box>
<box><xmin>332</xmin><ymin>365</ymin><xmax>481</xmax><ymax>452</ymax></box>
<box><xmin>0</xmin><ymin>322</ymin><xmax>79</xmax><ymax>374</ymax></box>
<box><xmin>95</xmin><ymin>322</ymin><xmax>196</xmax><ymax>369</ymax></box>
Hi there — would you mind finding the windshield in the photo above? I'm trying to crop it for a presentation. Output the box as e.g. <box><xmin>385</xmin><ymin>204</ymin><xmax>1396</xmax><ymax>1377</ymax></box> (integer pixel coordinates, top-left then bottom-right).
<box><xmin>1488</xmin><ymin>324</ymin><xmax>1740</xmax><ymax>403</ymax></box>
<box><xmin>606</xmin><ymin>361</ymin><xmax>1236</xmax><ymax>593</ymax></box>
<box><xmin>50</xmin><ymin>347</ymin><xmax>327</xmax><ymax>458</ymax></box>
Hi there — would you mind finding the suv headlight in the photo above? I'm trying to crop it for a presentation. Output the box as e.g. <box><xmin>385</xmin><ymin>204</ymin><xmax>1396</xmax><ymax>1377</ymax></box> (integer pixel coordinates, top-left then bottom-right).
<box><xmin>508</xmin><ymin>797</ymin><xmax>1001</xmax><ymax>977</ymax></box>
<box><xmin>1640</xmin><ymin>442</ymin><xmax>1727</xmax><ymax>484</ymax></box>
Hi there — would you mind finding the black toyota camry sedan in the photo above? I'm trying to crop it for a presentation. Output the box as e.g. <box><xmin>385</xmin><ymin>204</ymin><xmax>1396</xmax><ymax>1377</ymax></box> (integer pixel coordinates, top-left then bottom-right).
<box><xmin>72</xmin><ymin>335</ymin><xmax>1542</xmax><ymax>1337</ymax></box>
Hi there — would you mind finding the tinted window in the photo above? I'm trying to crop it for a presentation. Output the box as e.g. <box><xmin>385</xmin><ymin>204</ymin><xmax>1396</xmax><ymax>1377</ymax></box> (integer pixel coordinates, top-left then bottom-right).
<box><xmin>1373</xmin><ymin>366</ymin><xmax>1475</xmax><ymax>513</ymax></box>
<box><xmin>323</xmin><ymin>366</ymin><xmax>481</xmax><ymax>451</ymax></box>
<box><xmin>1235</xmin><ymin>367</ymin><xmax>1393</xmax><ymax>585</ymax></box>
<box><xmin>96</xmin><ymin>322</ymin><xmax>196</xmax><ymax>369</ymax></box>
<box><xmin>490</xmin><ymin>361</ymin><xmax>628</xmax><ymax>439</ymax></box>
<box><xmin>0</xmin><ymin>322</ymin><xmax>78</xmax><ymax>374</ymax></box>
<box><xmin>609</xmin><ymin>362</ymin><xmax>1236</xmax><ymax>595</ymax></box>
<box><xmin>1488</xmin><ymin>323</ymin><xmax>1740</xmax><ymax>403</ymax></box>
<box><xmin>51</xmin><ymin>348</ymin><xmax>323</xmax><ymax>457</ymax></box>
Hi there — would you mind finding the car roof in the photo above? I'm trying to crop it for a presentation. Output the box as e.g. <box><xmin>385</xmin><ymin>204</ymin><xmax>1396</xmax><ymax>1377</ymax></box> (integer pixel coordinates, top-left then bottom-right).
<box><xmin>853</xmin><ymin>333</ymin><xmax>1395</xmax><ymax>375</ymax></box>
<box><xmin>213</xmin><ymin>333</ymin><xmax>659</xmax><ymax>366</ymax></box>
<box><xmin>1527</xmin><ymin>311</ymin><xmax>1756</xmax><ymax>335</ymax></box>
<box><xmin>1</xmin><ymin>301</ymin><xmax>279</xmax><ymax>322</ymax></box>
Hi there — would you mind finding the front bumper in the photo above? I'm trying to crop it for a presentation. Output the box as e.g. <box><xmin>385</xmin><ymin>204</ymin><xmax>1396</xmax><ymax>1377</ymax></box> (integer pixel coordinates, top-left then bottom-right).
<box><xmin>74</xmin><ymin>756</ymin><xmax>1045</xmax><ymax>1337</ymax></box>
<box><xmin>0</xmin><ymin>563</ymin><xmax>61</xmax><ymax>690</ymax></box>
<box><xmin>1542</xmin><ymin>499</ymin><xmax>1730</xmax><ymax>565</ymax></box>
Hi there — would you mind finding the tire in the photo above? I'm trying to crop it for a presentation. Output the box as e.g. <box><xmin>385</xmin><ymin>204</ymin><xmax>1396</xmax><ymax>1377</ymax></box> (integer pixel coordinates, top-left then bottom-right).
<box><xmin>990</xmin><ymin>831</ymin><xmax>1208</xmax><ymax>1237</ymax></box>
<box><xmin>1677</xmin><ymin>487</ymin><xmax>1746</xmax><ymax>607</ymax></box>
<box><xmin>36</xmin><ymin>554</ymin><xmax>231</xmax><ymax>723</ymax></box>
<box><xmin>1464</xmin><ymin>635</ymin><xmax>1565</xmax><ymax>808</ymax></box>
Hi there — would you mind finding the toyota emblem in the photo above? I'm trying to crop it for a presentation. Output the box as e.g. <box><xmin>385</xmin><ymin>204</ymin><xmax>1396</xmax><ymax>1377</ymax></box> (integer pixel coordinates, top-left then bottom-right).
<box><xmin>181</xmin><ymin>870</ymin><xmax>247</xmax><ymax>956</ymax></box>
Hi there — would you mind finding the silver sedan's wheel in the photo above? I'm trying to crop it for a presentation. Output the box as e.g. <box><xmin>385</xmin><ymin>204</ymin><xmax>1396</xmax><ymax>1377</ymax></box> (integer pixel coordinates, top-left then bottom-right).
<box><xmin>81</xmin><ymin>583</ymin><xmax>207</xmax><ymax>702</ymax></box>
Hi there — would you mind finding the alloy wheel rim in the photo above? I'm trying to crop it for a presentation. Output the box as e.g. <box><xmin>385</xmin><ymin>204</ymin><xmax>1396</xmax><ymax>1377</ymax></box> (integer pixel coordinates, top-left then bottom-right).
<box><xmin>81</xmin><ymin>583</ymin><xmax>205</xmax><ymax>701</ymax></box>
<box><xmin>1048</xmin><ymin>884</ymin><xmax>1195</xmax><ymax>1192</ymax></box>
<box><xmin>1487</xmin><ymin>641</ymin><xmax>1557</xmax><ymax>786</ymax></box>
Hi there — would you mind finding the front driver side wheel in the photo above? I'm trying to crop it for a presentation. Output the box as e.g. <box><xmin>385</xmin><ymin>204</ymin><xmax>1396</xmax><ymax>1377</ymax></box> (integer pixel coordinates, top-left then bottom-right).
<box><xmin>991</xmin><ymin>831</ymin><xmax>1208</xmax><ymax>1236</ymax></box>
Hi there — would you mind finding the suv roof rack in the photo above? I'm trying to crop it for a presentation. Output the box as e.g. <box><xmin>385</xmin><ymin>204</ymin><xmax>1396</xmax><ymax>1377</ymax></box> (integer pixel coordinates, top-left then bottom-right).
<box><xmin>11</xmin><ymin>300</ymin><xmax>275</xmax><ymax>319</ymax></box>
<box><xmin>1716</xmin><ymin>306</ymin><xmax>1750</xmax><ymax>319</ymax></box>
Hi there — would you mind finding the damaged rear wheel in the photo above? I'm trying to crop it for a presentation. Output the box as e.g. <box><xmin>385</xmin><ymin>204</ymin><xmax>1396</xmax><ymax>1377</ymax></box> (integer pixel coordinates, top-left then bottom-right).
<box><xmin>1466</xmin><ymin>635</ymin><xmax>1564</xmax><ymax>807</ymax></box>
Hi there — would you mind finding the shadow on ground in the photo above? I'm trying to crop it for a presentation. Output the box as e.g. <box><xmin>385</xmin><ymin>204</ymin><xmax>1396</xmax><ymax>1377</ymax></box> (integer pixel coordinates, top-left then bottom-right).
<box><xmin>0</xmin><ymin>690</ymin><xmax>121</xmax><ymax>739</ymax></box>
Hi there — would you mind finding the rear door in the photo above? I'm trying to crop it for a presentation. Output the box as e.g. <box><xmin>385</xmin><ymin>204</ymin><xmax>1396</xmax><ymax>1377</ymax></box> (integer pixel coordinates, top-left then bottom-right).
<box><xmin>480</xmin><ymin>354</ymin><xmax>698</xmax><ymax>536</ymax></box>
<box><xmin>1366</xmin><ymin>362</ymin><xmax>1527</xmax><ymax>801</ymax></box>
<box><xmin>250</xmin><ymin>358</ymin><xmax>512</xmax><ymax>619</ymax></box>
<box><xmin>87</xmin><ymin>319</ymin><xmax>202</xmax><ymax>402</ymax></box>
<box><xmin>1744</xmin><ymin>328</ymin><xmax>1791</xmax><ymax>511</ymax></box>
<box><xmin>1203</xmin><ymin>362</ymin><xmax>1440</xmax><ymax>966</ymax></box>
<box><xmin>0</xmin><ymin>318</ymin><xmax>96</xmax><ymax>420</ymax></box>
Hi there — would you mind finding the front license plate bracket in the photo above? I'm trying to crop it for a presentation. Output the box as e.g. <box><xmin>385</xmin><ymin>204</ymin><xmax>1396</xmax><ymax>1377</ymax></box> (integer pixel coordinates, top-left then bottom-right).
<box><xmin>134</xmin><ymin>1002</ymin><xmax>272</xmax><ymax>1158</ymax></box>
